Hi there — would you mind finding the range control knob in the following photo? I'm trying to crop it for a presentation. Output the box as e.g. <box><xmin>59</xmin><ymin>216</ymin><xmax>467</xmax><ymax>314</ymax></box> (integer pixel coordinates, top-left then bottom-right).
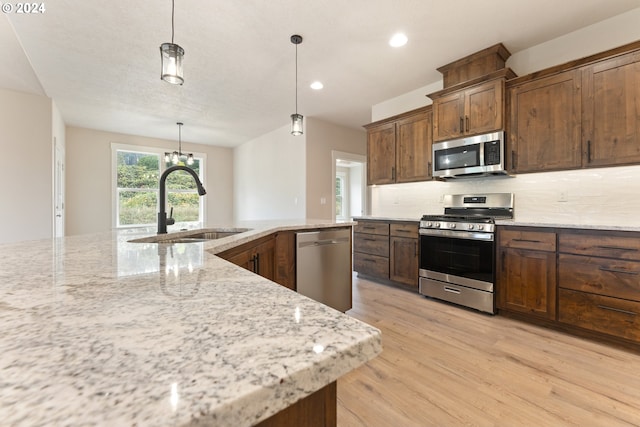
<box><xmin>468</xmin><ymin>224</ymin><xmax>475</xmax><ymax>230</ymax></box>
<box><xmin>426</xmin><ymin>222</ymin><xmax>433</xmax><ymax>228</ymax></box>
<box><xmin>435</xmin><ymin>222</ymin><xmax>441</xmax><ymax>228</ymax></box>
<box><xmin>477</xmin><ymin>224</ymin><xmax>484</xmax><ymax>231</ymax></box>
<box><xmin>449</xmin><ymin>223</ymin><xmax>456</xmax><ymax>229</ymax></box>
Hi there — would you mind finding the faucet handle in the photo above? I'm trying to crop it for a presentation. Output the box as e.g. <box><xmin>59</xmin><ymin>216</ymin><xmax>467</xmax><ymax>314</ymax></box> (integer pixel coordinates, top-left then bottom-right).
<box><xmin>167</xmin><ymin>207</ymin><xmax>175</xmax><ymax>226</ymax></box>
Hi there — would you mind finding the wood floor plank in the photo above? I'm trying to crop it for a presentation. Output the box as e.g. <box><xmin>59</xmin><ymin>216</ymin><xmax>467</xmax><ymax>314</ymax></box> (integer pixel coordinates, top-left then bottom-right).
<box><xmin>337</xmin><ymin>275</ymin><xmax>640</xmax><ymax>427</ymax></box>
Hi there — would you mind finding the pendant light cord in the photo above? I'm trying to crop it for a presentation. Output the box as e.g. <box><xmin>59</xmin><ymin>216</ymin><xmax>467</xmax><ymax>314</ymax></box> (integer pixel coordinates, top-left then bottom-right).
<box><xmin>171</xmin><ymin>0</ymin><xmax>175</xmax><ymax>44</ymax></box>
<box><xmin>178</xmin><ymin>122</ymin><xmax>182</xmax><ymax>154</ymax></box>
<box><xmin>295</xmin><ymin>42</ymin><xmax>298</xmax><ymax>114</ymax></box>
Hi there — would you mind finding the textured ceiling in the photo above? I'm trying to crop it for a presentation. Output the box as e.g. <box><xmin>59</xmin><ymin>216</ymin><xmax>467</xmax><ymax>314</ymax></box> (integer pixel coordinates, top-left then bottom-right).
<box><xmin>3</xmin><ymin>0</ymin><xmax>640</xmax><ymax>147</ymax></box>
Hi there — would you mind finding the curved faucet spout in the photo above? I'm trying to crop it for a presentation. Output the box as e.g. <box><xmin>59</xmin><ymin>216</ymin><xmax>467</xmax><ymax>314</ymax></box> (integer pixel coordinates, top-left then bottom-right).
<box><xmin>157</xmin><ymin>165</ymin><xmax>207</xmax><ymax>234</ymax></box>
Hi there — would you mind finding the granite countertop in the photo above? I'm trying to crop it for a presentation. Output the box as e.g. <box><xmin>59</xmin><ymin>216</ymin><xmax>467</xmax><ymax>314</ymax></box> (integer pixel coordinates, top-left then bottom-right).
<box><xmin>494</xmin><ymin>219</ymin><xmax>640</xmax><ymax>232</ymax></box>
<box><xmin>352</xmin><ymin>215</ymin><xmax>420</xmax><ymax>223</ymax></box>
<box><xmin>353</xmin><ymin>215</ymin><xmax>640</xmax><ymax>232</ymax></box>
<box><xmin>0</xmin><ymin>220</ymin><xmax>382</xmax><ymax>426</ymax></box>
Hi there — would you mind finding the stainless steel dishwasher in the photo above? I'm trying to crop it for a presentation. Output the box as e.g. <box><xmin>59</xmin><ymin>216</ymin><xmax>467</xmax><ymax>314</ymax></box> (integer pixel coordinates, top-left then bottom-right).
<box><xmin>296</xmin><ymin>228</ymin><xmax>352</xmax><ymax>312</ymax></box>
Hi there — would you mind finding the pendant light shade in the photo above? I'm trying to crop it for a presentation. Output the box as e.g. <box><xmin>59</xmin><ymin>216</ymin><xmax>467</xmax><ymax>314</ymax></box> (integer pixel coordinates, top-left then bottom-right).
<box><xmin>160</xmin><ymin>0</ymin><xmax>184</xmax><ymax>85</ymax></box>
<box><xmin>160</xmin><ymin>43</ymin><xmax>184</xmax><ymax>85</ymax></box>
<box><xmin>291</xmin><ymin>113</ymin><xmax>303</xmax><ymax>136</ymax></box>
<box><xmin>290</xmin><ymin>34</ymin><xmax>303</xmax><ymax>136</ymax></box>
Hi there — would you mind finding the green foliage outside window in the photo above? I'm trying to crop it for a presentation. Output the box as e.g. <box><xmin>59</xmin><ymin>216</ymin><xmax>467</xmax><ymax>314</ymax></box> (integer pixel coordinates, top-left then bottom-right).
<box><xmin>116</xmin><ymin>151</ymin><xmax>202</xmax><ymax>226</ymax></box>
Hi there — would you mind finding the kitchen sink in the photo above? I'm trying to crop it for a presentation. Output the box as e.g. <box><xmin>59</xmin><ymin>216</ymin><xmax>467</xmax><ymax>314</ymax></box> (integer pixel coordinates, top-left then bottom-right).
<box><xmin>128</xmin><ymin>228</ymin><xmax>251</xmax><ymax>244</ymax></box>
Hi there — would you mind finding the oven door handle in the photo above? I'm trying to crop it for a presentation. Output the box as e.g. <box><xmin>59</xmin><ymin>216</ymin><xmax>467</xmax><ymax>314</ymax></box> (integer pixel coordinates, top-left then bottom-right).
<box><xmin>419</xmin><ymin>228</ymin><xmax>494</xmax><ymax>241</ymax></box>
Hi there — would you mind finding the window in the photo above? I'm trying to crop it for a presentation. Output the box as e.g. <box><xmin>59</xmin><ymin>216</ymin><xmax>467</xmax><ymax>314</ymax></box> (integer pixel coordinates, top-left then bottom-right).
<box><xmin>113</xmin><ymin>144</ymin><xmax>205</xmax><ymax>228</ymax></box>
<box><xmin>164</xmin><ymin>157</ymin><xmax>203</xmax><ymax>223</ymax></box>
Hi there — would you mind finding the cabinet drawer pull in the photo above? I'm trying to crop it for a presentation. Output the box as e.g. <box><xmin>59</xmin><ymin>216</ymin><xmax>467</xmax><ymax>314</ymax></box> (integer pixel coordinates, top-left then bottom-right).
<box><xmin>362</xmin><ymin>258</ymin><xmax>377</xmax><ymax>263</ymax></box>
<box><xmin>598</xmin><ymin>267</ymin><xmax>639</xmax><ymax>275</ymax></box>
<box><xmin>596</xmin><ymin>245</ymin><xmax>638</xmax><ymax>252</ymax></box>
<box><xmin>597</xmin><ymin>305</ymin><xmax>637</xmax><ymax>316</ymax></box>
<box><xmin>395</xmin><ymin>229</ymin><xmax>412</xmax><ymax>233</ymax></box>
<box><xmin>587</xmin><ymin>140</ymin><xmax>592</xmax><ymax>163</ymax></box>
<box><xmin>465</xmin><ymin>116</ymin><xmax>469</xmax><ymax>132</ymax></box>
<box><xmin>362</xmin><ymin>226</ymin><xmax>376</xmax><ymax>230</ymax></box>
<box><xmin>362</xmin><ymin>237</ymin><xmax>378</xmax><ymax>242</ymax></box>
<box><xmin>459</xmin><ymin>117</ymin><xmax>464</xmax><ymax>134</ymax></box>
<box><xmin>444</xmin><ymin>286</ymin><xmax>461</xmax><ymax>294</ymax></box>
<box><xmin>513</xmin><ymin>239</ymin><xmax>541</xmax><ymax>243</ymax></box>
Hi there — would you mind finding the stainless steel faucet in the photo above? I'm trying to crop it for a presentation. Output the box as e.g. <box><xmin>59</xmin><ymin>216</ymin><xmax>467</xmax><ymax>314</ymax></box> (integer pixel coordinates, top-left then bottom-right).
<box><xmin>157</xmin><ymin>165</ymin><xmax>206</xmax><ymax>234</ymax></box>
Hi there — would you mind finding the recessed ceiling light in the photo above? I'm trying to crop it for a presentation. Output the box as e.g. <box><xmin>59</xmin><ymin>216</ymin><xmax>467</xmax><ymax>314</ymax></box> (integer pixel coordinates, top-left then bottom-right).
<box><xmin>389</xmin><ymin>33</ymin><xmax>408</xmax><ymax>48</ymax></box>
<box><xmin>310</xmin><ymin>81</ymin><xmax>324</xmax><ymax>90</ymax></box>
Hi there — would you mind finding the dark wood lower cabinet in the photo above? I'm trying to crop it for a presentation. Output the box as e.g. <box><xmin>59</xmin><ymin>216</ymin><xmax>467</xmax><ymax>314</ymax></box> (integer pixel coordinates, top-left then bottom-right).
<box><xmin>353</xmin><ymin>219</ymin><xmax>418</xmax><ymax>290</ymax></box>
<box><xmin>559</xmin><ymin>289</ymin><xmax>640</xmax><ymax>342</ymax></box>
<box><xmin>389</xmin><ymin>236</ymin><xmax>418</xmax><ymax>288</ymax></box>
<box><xmin>498</xmin><ymin>225</ymin><xmax>640</xmax><ymax>349</ymax></box>
<box><xmin>496</xmin><ymin>228</ymin><xmax>557</xmax><ymax>320</ymax></box>
<box><xmin>256</xmin><ymin>382</ymin><xmax>336</xmax><ymax>427</ymax></box>
<box><xmin>218</xmin><ymin>235</ymin><xmax>276</xmax><ymax>281</ymax></box>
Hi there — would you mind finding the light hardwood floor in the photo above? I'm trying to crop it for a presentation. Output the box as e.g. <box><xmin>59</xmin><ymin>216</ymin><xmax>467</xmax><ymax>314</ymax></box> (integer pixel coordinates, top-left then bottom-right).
<box><xmin>337</xmin><ymin>275</ymin><xmax>640</xmax><ymax>427</ymax></box>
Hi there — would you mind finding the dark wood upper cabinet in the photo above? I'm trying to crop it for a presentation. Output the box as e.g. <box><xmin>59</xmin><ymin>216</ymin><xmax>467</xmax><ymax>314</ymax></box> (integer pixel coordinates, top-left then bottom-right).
<box><xmin>508</xmin><ymin>70</ymin><xmax>582</xmax><ymax>173</ymax></box>
<box><xmin>365</xmin><ymin>106</ymin><xmax>432</xmax><ymax>185</ymax></box>
<box><xmin>366</xmin><ymin>122</ymin><xmax>396</xmax><ymax>185</ymax></box>
<box><xmin>582</xmin><ymin>50</ymin><xmax>640</xmax><ymax>167</ymax></box>
<box><xmin>395</xmin><ymin>110</ymin><xmax>432</xmax><ymax>183</ymax></box>
<box><xmin>432</xmin><ymin>78</ymin><xmax>506</xmax><ymax>142</ymax></box>
<box><xmin>508</xmin><ymin>42</ymin><xmax>640</xmax><ymax>174</ymax></box>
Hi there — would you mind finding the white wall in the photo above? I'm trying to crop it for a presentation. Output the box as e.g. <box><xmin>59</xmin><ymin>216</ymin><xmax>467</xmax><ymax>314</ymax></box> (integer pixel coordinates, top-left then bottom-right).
<box><xmin>233</xmin><ymin>118</ymin><xmax>366</xmax><ymax>221</ymax></box>
<box><xmin>369</xmin><ymin>8</ymin><xmax>640</xmax><ymax>228</ymax></box>
<box><xmin>233</xmin><ymin>123</ymin><xmax>306</xmax><ymax>221</ymax></box>
<box><xmin>0</xmin><ymin>88</ymin><xmax>53</xmax><ymax>244</ymax></box>
<box><xmin>305</xmin><ymin>118</ymin><xmax>366</xmax><ymax>220</ymax></box>
<box><xmin>66</xmin><ymin>126</ymin><xmax>233</xmax><ymax>236</ymax></box>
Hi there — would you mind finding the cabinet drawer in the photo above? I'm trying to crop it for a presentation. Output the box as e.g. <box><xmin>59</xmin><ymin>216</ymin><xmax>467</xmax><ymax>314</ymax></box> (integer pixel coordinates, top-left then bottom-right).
<box><xmin>354</xmin><ymin>233</ymin><xmax>389</xmax><ymax>257</ymax></box>
<box><xmin>559</xmin><ymin>254</ymin><xmax>640</xmax><ymax>302</ymax></box>
<box><xmin>390</xmin><ymin>222</ymin><xmax>418</xmax><ymax>238</ymax></box>
<box><xmin>499</xmin><ymin>229</ymin><xmax>556</xmax><ymax>252</ymax></box>
<box><xmin>560</xmin><ymin>233</ymin><xmax>640</xmax><ymax>261</ymax></box>
<box><xmin>354</xmin><ymin>221</ymin><xmax>389</xmax><ymax>236</ymax></box>
<box><xmin>354</xmin><ymin>252</ymin><xmax>389</xmax><ymax>279</ymax></box>
<box><xmin>559</xmin><ymin>289</ymin><xmax>640</xmax><ymax>342</ymax></box>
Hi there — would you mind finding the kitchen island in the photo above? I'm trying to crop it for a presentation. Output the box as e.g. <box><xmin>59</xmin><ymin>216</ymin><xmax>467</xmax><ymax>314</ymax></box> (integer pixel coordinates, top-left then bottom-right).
<box><xmin>0</xmin><ymin>220</ymin><xmax>382</xmax><ymax>426</ymax></box>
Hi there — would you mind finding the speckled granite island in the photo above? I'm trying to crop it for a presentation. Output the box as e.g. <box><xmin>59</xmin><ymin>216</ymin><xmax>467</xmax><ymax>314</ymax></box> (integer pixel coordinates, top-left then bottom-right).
<box><xmin>0</xmin><ymin>220</ymin><xmax>382</xmax><ymax>426</ymax></box>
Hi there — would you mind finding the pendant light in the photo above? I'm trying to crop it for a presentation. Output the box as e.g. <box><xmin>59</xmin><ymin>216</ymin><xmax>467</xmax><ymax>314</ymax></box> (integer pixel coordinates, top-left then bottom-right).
<box><xmin>290</xmin><ymin>34</ymin><xmax>303</xmax><ymax>136</ymax></box>
<box><xmin>160</xmin><ymin>0</ymin><xmax>184</xmax><ymax>85</ymax></box>
<box><xmin>164</xmin><ymin>122</ymin><xmax>194</xmax><ymax>166</ymax></box>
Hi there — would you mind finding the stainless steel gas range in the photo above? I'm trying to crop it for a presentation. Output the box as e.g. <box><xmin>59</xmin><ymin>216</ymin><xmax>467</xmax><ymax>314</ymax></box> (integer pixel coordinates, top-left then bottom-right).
<box><xmin>418</xmin><ymin>193</ymin><xmax>514</xmax><ymax>314</ymax></box>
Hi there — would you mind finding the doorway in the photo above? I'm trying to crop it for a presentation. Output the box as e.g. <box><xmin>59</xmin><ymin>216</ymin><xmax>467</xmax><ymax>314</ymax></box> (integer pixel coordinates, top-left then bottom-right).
<box><xmin>332</xmin><ymin>151</ymin><xmax>366</xmax><ymax>220</ymax></box>
<box><xmin>54</xmin><ymin>137</ymin><xmax>65</xmax><ymax>238</ymax></box>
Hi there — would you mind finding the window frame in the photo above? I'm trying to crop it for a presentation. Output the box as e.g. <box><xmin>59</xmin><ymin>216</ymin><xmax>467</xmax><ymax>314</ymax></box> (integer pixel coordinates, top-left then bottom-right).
<box><xmin>111</xmin><ymin>143</ymin><xmax>207</xmax><ymax>229</ymax></box>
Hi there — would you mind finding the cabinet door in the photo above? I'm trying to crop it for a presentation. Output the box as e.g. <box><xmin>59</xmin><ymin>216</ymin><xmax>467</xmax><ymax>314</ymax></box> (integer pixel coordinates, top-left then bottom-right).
<box><xmin>218</xmin><ymin>235</ymin><xmax>276</xmax><ymax>281</ymax></box>
<box><xmin>389</xmin><ymin>236</ymin><xmax>418</xmax><ymax>288</ymax></box>
<box><xmin>253</xmin><ymin>237</ymin><xmax>276</xmax><ymax>281</ymax></box>
<box><xmin>433</xmin><ymin>91</ymin><xmax>464</xmax><ymax>142</ymax></box>
<box><xmin>396</xmin><ymin>110</ymin><xmax>433</xmax><ymax>182</ymax></box>
<box><xmin>582</xmin><ymin>51</ymin><xmax>640</xmax><ymax>167</ymax></box>
<box><xmin>367</xmin><ymin>122</ymin><xmax>396</xmax><ymax>184</ymax></box>
<box><xmin>509</xmin><ymin>71</ymin><xmax>582</xmax><ymax>172</ymax></box>
<box><xmin>497</xmin><ymin>247</ymin><xmax>557</xmax><ymax>320</ymax></box>
<box><xmin>464</xmin><ymin>79</ymin><xmax>503</xmax><ymax>136</ymax></box>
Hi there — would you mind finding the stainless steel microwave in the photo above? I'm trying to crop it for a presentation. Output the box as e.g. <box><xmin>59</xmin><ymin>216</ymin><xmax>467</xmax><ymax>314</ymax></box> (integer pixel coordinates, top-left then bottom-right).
<box><xmin>432</xmin><ymin>131</ymin><xmax>506</xmax><ymax>179</ymax></box>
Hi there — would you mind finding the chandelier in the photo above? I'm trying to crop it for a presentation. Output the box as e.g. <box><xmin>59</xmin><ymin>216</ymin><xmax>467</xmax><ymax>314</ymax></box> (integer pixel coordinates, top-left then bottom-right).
<box><xmin>165</xmin><ymin>122</ymin><xmax>194</xmax><ymax>166</ymax></box>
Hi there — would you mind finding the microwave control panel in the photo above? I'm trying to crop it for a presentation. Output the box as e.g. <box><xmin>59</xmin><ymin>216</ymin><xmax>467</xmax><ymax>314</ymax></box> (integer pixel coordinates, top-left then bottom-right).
<box><xmin>484</xmin><ymin>141</ymin><xmax>501</xmax><ymax>165</ymax></box>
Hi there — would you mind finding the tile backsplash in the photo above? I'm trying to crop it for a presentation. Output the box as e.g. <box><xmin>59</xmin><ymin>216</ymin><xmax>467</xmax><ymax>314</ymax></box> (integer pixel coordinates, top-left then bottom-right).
<box><xmin>370</xmin><ymin>165</ymin><xmax>640</xmax><ymax>227</ymax></box>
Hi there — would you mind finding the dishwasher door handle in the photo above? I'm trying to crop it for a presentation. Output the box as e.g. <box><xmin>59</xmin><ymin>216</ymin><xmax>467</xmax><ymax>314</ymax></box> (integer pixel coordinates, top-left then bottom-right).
<box><xmin>299</xmin><ymin>237</ymin><xmax>349</xmax><ymax>248</ymax></box>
